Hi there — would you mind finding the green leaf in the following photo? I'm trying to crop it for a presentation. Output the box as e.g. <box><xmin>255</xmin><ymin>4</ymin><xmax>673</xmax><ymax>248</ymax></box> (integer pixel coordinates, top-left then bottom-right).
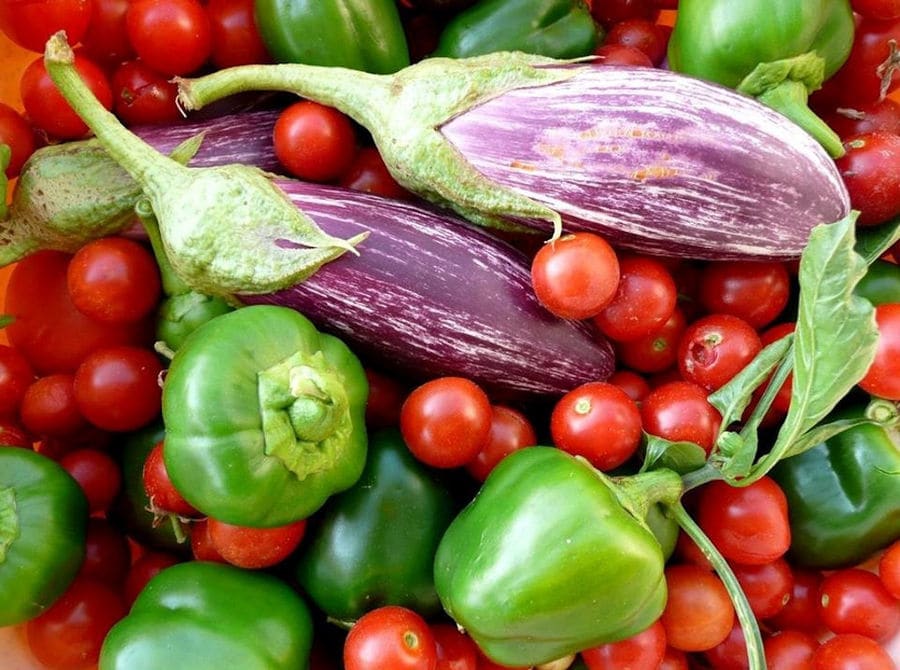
<box><xmin>779</xmin><ymin>416</ymin><xmax>883</xmax><ymax>461</ymax></box>
<box><xmin>855</xmin><ymin>215</ymin><xmax>900</xmax><ymax>264</ymax></box>
<box><xmin>641</xmin><ymin>434</ymin><xmax>707</xmax><ymax>475</ymax></box>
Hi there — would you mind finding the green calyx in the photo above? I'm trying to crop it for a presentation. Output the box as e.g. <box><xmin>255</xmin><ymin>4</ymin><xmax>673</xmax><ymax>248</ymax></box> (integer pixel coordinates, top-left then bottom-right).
<box><xmin>42</xmin><ymin>32</ymin><xmax>362</xmax><ymax>297</ymax></box>
<box><xmin>737</xmin><ymin>53</ymin><xmax>844</xmax><ymax>158</ymax></box>
<box><xmin>176</xmin><ymin>52</ymin><xmax>585</xmax><ymax>240</ymax></box>
<box><xmin>0</xmin><ymin>486</ymin><xmax>18</xmax><ymax>564</ymax></box>
<box><xmin>259</xmin><ymin>350</ymin><xmax>352</xmax><ymax>479</ymax></box>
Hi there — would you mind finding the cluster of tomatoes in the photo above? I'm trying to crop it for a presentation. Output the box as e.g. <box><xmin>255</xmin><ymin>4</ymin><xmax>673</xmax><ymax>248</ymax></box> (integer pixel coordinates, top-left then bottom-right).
<box><xmin>0</xmin><ymin>0</ymin><xmax>900</xmax><ymax>669</ymax></box>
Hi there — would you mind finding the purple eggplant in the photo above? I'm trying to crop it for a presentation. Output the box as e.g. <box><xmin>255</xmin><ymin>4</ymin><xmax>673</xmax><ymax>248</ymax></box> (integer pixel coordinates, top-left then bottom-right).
<box><xmin>177</xmin><ymin>52</ymin><xmax>851</xmax><ymax>260</ymax></box>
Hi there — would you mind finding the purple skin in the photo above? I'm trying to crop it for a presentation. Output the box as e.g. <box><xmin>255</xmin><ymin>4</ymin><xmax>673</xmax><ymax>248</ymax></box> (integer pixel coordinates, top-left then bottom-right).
<box><xmin>240</xmin><ymin>181</ymin><xmax>616</xmax><ymax>399</ymax></box>
<box><xmin>439</xmin><ymin>66</ymin><xmax>851</xmax><ymax>260</ymax></box>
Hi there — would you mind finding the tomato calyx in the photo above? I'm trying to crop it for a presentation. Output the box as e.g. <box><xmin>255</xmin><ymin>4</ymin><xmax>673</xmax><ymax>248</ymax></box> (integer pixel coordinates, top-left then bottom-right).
<box><xmin>876</xmin><ymin>38</ymin><xmax>900</xmax><ymax>100</ymax></box>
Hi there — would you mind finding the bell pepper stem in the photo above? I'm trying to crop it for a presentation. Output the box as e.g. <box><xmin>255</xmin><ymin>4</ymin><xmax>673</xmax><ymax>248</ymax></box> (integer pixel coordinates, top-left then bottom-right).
<box><xmin>610</xmin><ymin>467</ymin><xmax>683</xmax><ymax>523</ymax></box>
<box><xmin>665</xmin><ymin>501</ymin><xmax>765</xmax><ymax>670</ymax></box>
<box><xmin>754</xmin><ymin>80</ymin><xmax>845</xmax><ymax>158</ymax></box>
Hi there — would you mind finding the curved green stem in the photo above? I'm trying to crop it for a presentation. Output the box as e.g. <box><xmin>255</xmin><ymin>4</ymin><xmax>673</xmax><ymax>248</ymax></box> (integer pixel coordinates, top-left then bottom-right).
<box><xmin>666</xmin><ymin>501</ymin><xmax>766</xmax><ymax>670</ymax></box>
<box><xmin>134</xmin><ymin>198</ymin><xmax>189</xmax><ymax>297</ymax></box>
<box><xmin>754</xmin><ymin>81</ymin><xmax>844</xmax><ymax>158</ymax></box>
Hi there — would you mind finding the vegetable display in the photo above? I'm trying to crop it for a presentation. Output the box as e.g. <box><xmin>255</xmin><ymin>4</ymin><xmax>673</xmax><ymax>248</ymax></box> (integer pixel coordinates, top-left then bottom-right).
<box><xmin>176</xmin><ymin>49</ymin><xmax>850</xmax><ymax>259</ymax></box>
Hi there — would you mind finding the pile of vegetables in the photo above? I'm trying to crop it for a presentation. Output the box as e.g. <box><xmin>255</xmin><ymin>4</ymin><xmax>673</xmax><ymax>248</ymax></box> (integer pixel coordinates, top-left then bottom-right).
<box><xmin>0</xmin><ymin>1</ymin><xmax>899</xmax><ymax>669</ymax></box>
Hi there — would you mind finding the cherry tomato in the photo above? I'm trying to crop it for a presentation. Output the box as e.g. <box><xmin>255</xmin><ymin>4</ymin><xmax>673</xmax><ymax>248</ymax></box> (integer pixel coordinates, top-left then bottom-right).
<box><xmin>810</xmin><ymin>633</ymin><xmax>896</xmax><ymax>670</ymax></box>
<box><xmin>0</xmin><ymin>101</ymin><xmax>36</xmax><ymax>178</ymax></box>
<box><xmin>550</xmin><ymin>381</ymin><xmax>642</xmax><ymax>471</ymax></box>
<box><xmin>19</xmin><ymin>373</ymin><xmax>89</xmax><ymax>438</ymax></box>
<box><xmin>658</xmin><ymin>647</ymin><xmax>690</xmax><ymax>670</ymax></box>
<box><xmin>603</xmin><ymin>19</ymin><xmax>670</xmax><ymax>65</ymax></box>
<box><xmin>590</xmin><ymin>0</ymin><xmax>660</xmax><ymax>28</ymax></box>
<box><xmin>399</xmin><ymin>377</ymin><xmax>492</xmax><ymax>469</ymax></box>
<box><xmin>364</xmin><ymin>368</ymin><xmax>406</xmax><ymax>429</ymax></box>
<box><xmin>697</xmin><ymin>260</ymin><xmax>791</xmax><ymax>329</ymax></box>
<box><xmin>660</xmin><ymin>564</ymin><xmax>735</xmax><ymax>652</ymax></box>
<box><xmin>142</xmin><ymin>440</ymin><xmax>200</xmax><ymax>517</ymax></box>
<box><xmin>764</xmin><ymin>630</ymin><xmax>818</xmax><ymax>670</ymax></box>
<box><xmin>466</xmin><ymin>404</ymin><xmax>537</xmax><ymax>481</ymax></box>
<box><xmin>858</xmin><ymin>302</ymin><xmax>900</xmax><ymax>399</ymax></box>
<box><xmin>80</xmin><ymin>0</ymin><xmax>136</xmax><ymax>65</ymax></box>
<box><xmin>640</xmin><ymin>380</ymin><xmax>722</xmax><ymax>455</ymax></box>
<box><xmin>77</xmin><ymin>517</ymin><xmax>132</xmax><ymax>586</ymax></box>
<box><xmin>20</xmin><ymin>52</ymin><xmax>114</xmax><ymax>140</ymax></box>
<box><xmin>617</xmin><ymin>306</ymin><xmax>688</xmax><ymax>374</ymax></box>
<box><xmin>206</xmin><ymin>0</ymin><xmax>271</xmax><ymax>68</ymax></box>
<box><xmin>607</xmin><ymin>369</ymin><xmax>651</xmax><ymax>402</ymax></box>
<box><xmin>67</xmin><ymin>237</ymin><xmax>162</xmax><ymax>323</ymax></box>
<box><xmin>339</xmin><ymin>146</ymin><xmax>411</xmax><ymax>199</ymax></box>
<box><xmin>111</xmin><ymin>59</ymin><xmax>183</xmax><ymax>126</ymax></box>
<box><xmin>595</xmin><ymin>43</ymin><xmax>655</xmax><ymax>67</ymax></box>
<box><xmin>530</xmin><ymin>232</ymin><xmax>620</xmax><ymax>320</ymax></box>
<box><xmin>0</xmin><ymin>0</ymin><xmax>91</xmax><ymax>52</ymax></box>
<box><xmin>696</xmin><ymin>477</ymin><xmax>791</xmax><ymax>565</ymax></box>
<box><xmin>189</xmin><ymin>518</ymin><xmax>228</xmax><ymax>563</ymax></box>
<box><xmin>73</xmin><ymin>345</ymin><xmax>163</xmax><ymax>431</ymax></box>
<box><xmin>593</xmin><ymin>254</ymin><xmax>677</xmax><ymax>342</ymax></box>
<box><xmin>581</xmin><ymin>619</ymin><xmax>667</xmax><ymax>670</ymax></box>
<box><xmin>818</xmin><ymin>568</ymin><xmax>900</xmax><ymax>642</ymax></box>
<box><xmin>123</xmin><ymin>550</ymin><xmax>181</xmax><ymax>606</ymax></box>
<box><xmin>206</xmin><ymin>517</ymin><xmax>307</xmax><ymax>569</ymax></box>
<box><xmin>677</xmin><ymin>313</ymin><xmax>762</xmax><ymax>391</ymax></box>
<box><xmin>674</xmin><ymin>529</ymin><xmax>713</xmax><ymax>570</ymax></box>
<box><xmin>852</xmin><ymin>0</ymin><xmax>900</xmax><ymax>19</ymax></box>
<box><xmin>878</xmin><ymin>540</ymin><xmax>900</xmax><ymax>599</ymax></box>
<box><xmin>731</xmin><ymin>558</ymin><xmax>794</xmax><ymax>620</ymax></box>
<box><xmin>25</xmin><ymin>575</ymin><xmax>127</xmax><ymax>670</ymax></box>
<box><xmin>431</xmin><ymin>622</ymin><xmax>478</xmax><ymax>670</ymax></box>
<box><xmin>0</xmin><ymin>416</ymin><xmax>34</xmax><ymax>448</ymax></box>
<box><xmin>273</xmin><ymin>100</ymin><xmax>358</xmax><ymax>182</ymax></box>
<box><xmin>5</xmin><ymin>251</ymin><xmax>151</xmax><ymax>376</ymax></box>
<box><xmin>823</xmin><ymin>98</ymin><xmax>900</xmax><ymax>138</ymax></box>
<box><xmin>702</xmin><ymin>621</ymin><xmax>749</xmax><ymax>670</ymax></box>
<box><xmin>766</xmin><ymin>569</ymin><xmax>826</xmax><ymax>635</ymax></box>
<box><xmin>125</xmin><ymin>0</ymin><xmax>213</xmax><ymax>76</ymax></box>
<box><xmin>0</xmin><ymin>343</ymin><xmax>35</xmax><ymax>416</ymax></box>
<box><xmin>344</xmin><ymin>606</ymin><xmax>438</xmax><ymax>670</ymax></box>
<box><xmin>835</xmin><ymin>132</ymin><xmax>900</xmax><ymax>227</ymax></box>
<box><xmin>60</xmin><ymin>447</ymin><xmax>123</xmax><ymax>514</ymax></box>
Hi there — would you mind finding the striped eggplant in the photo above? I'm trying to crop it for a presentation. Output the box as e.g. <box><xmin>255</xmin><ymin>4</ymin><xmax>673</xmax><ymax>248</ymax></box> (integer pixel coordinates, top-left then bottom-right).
<box><xmin>176</xmin><ymin>51</ymin><xmax>851</xmax><ymax>260</ymax></box>
<box><xmin>25</xmin><ymin>35</ymin><xmax>615</xmax><ymax>398</ymax></box>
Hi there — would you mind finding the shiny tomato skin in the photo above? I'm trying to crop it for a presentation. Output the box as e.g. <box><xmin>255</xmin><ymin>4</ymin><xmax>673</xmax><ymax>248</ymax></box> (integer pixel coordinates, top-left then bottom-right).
<box><xmin>344</xmin><ymin>606</ymin><xmax>438</xmax><ymax>670</ymax></box>
<box><xmin>660</xmin><ymin>564</ymin><xmax>735</xmax><ymax>652</ymax></box>
<box><xmin>858</xmin><ymin>302</ymin><xmax>900</xmax><ymax>399</ymax></box>
<box><xmin>640</xmin><ymin>380</ymin><xmax>721</xmax><ymax>455</ymax></box>
<box><xmin>677</xmin><ymin>313</ymin><xmax>762</xmax><ymax>391</ymax></box>
<box><xmin>466</xmin><ymin>404</ymin><xmax>536</xmax><ymax>482</ymax></box>
<box><xmin>698</xmin><ymin>261</ymin><xmax>791</xmax><ymax>329</ymax></box>
<box><xmin>125</xmin><ymin>0</ymin><xmax>213</xmax><ymax>76</ymax></box>
<box><xmin>0</xmin><ymin>101</ymin><xmax>36</xmax><ymax>178</ymax></box>
<box><xmin>273</xmin><ymin>100</ymin><xmax>358</xmax><ymax>182</ymax></box>
<box><xmin>818</xmin><ymin>568</ymin><xmax>900</xmax><ymax>641</ymax></box>
<box><xmin>835</xmin><ymin>132</ymin><xmax>900</xmax><ymax>227</ymax></box>
<box><xmin>207</xmin><ymin>517</ymin><xmax>307</xmax><ymax>569</ymax></box>
<box><xmin>206</xmin><ymin>0</ymin><xmax>271</xmax><ymax>68</ymax></box>
<box><xmin>581</xmin><ymin>619</ymin><xmax>667</xmax><ymax>669</ymax></box>
<box><xmin>0</xmin><ymin>0</ymin><xmax>91</xmax><ymax>52</ymax></box>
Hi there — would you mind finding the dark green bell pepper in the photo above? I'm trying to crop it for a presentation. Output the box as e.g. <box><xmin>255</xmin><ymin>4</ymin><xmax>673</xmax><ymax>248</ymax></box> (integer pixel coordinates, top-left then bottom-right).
<box><xmin>253</xmin><ymin>0</ymin><xmax>410</xmax><ymax>73</ymax></box>
<box><xmin>432</xmin><ymin>0</ymin><xmax>599</xmax><ymax>60</ymax></box>
<box><xmin>162</xmin><ymin>304</ymin><xmax>368</xmax><ymax>528</ymax></box>
<box><xmin>854</xmin><ymin>258</ymin><xmax>900</xmax><ymax>306</ymax></box>
<box><xmin>295</xmin><ymin>428</ymin><xmax>456</xmax><ymax>624</ymax></box>
<box><xmin>0</xmin><ymin>447</ymin><xmax>88</xmax><ymax>626</ymax></box>
<box><xmin>99</xmin><ymin>561</ymin><xmax>313</xmax><ymax>670</ymax></box>
<box><xmin>770</xmin><ymin>401</ymin><xmax>900</xmax><ymax>569</ymax></box>
<box><xmin>667</xmin><ymin>0</ymin><xmax>854</xmax><ymax>157</ymax></box>
<box><xmin>434</xmin><ymin>446</ymin><xmax>683</xmax><ymax>667</ymax></box>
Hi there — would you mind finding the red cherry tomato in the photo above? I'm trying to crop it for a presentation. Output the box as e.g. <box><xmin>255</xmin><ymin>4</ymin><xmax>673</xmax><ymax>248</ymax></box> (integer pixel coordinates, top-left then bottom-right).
<box><xmin>731</xmin><ymin>558</ymin><xmax>794</xmax><ymax>620</ymax></box>
<box><xmin>466</xmin><ymin>404</ymin><xmax>536</xmax><ymax>481</ymax></box>
<box><xmin>273</xmin><ymin>100</ymin><xmax>359</xmax><ymax>182</ymax></box>
<box><xmin>617</xmin><ymin>307</ymin><xmax>688</xmax><ymax>374</ymax></box>
<box><xmin>142</xmin><ymin>440</ymin><xmax>200</xmax><ymax>517</ymax></box>
<box><xmin>20</xmin><ymin>52</ymin><xmax>114</xmax><ymax>140</ymax></box>
<box><xmin>698</xmin><ymin>261</ymin><xmax>791</xmax><ymax>329</ymax></box>
<box><xmin>766</xmin><ymin>569</ymin><xmax>826</xmax><ymax>635</ymax></box>
<box><xmin>80</xmin><ymin>0</ymin><xmax>136</xmax><ymax>65</ymax></box>
<box><xmin>0</xmin><ymin>102</ymin><xmax>36</xmax><ymax>178</ymax></box>
<box><xmin>111</xmin><ymin>59</ymin><xmax>183</xmax><ymax>126</ymax></box>
<box><xmin>431</xmin><ymin>623</ymin><xmax>478</xmax><ymax>670</ymax></box>
<box><xmin>607</xmin><ymin>369</ymin><xmax>651</xmax><ymax>402</ymax></box>
<box><xmin>603</xmin><ymin>19</ymin><xmax>670</xmax><ymax>65</ymax></box>
<box><xmin>123</xmin><ymin>551</ymin><xmax>181</xmax><ymax>606</ymax></box>
<box><xmin>851</xmin><ymin>0</ymin><xmax>900</xmax><ymax>19</ymax></box>
<box><xmin>206</xmin><ymin>0</ymin><xmax>272</xmax><ymax>68</ymax></box>
<box><xmin>581</xmin><ymin>619</ymin><xmax>667</xmax><ymax>670</ymax></box>
<box><xmin>595</xmin><ymin>43</ymin><xmax>655</xmax><ymax>67</ymax></box>
<box><xmin>189</xmin><ymin>518</ymin><xmax>227</xmax><ymax>563</ymax></box>
<box><xmin>702</xmin><ymin>621</ymin><xmax>749</xmax><ymax>670</ymax></box>
<box><xmin>60</xmin><ymin>447</ymin><xmax>123</xmax><ymax>514</ymax></box>
<box><xmin>764</xmin><ymin>630</ymin><xmax>818</xmax><ymax>670</ymax></box>
<box><xmin>399</xmin><ymin>377</ymin><xmax>492</xmax><ymax>469</ymax></box>
<box><xmin>590</xmin><ymin>0</ymin><xmax>660</xmax><ymax>28</ymax></box>
<box><xmin>531</xmin><ymin>232</ymin><xmax>620</xmax><ymax>320</ymax></box>
<box><xmin>640</xmin><ymin>380</ymin><xmax>721</xmax><ymax>455</ymax></box>
<box><xmin>0</xmin><ymin>343</ymin><xmax>35</xmax><ymax>416</ymax></box>
<box><xmin>0</xmin><ymin>0</ymin><xmax>91</xmax><ymax>52</ymax></box>
<box><xmin>810</xmin><ymin>633</ymin><xmax>896</xmax><ymax>670</ymax></box>
<box><xmin>344</xmin><ymin>606</ymin><xmax>438</xmax><ymax>670</ymax></box>
<box><xmin>339</xmin><ymin>146</ymin><xmax>411</xmax><ymax>199</ymax></box>
<box><xmin>858</xmin><ymin>302</ymin><xmax>900</xmax><ymax>399</ymax></box>
<box><xmin>19</xmin><ymin>373</ymin><xmax>89</xmax><ymax>439</ymax></box>
<box><xmin>206</xmin><ymin>517</ymin><xmax>307</xmax><ymax>569</ymax></box>
<box><xmin>660</xmin><ymin>564</ymin><xmax>735</xmax><ymax>652</ymax></box>
<box><xmin>125</xmin><ymin>0</ymin><xmax>213</xmax><ymax>76</ymax></box>
<box><xmin>0</xmin><ymin>416</ymin><xmax>34</xmax><ymax>448</ymax></box>
<box><xmin>818</xmin><ymin>568</ymin><xmax>900</xmax><ymax>642</ymax></box>
<box><xmin>879</xmin><ymin>540</ymin><xmax>900</xmax><ymax>599</ymax></box>
<box><xmin>696</xmin><ymin>477</ymin><xmax>792</xmax><ymax>565</ymax></box>
<box><xmin>823</xmin><ymin>98</ymin><xmax>900</xmax><ymax>138</ymax></box>
<box><xmin>835</xmin><ymin>132</ymin><xmax>900</xmax><ymax>227</ymax></box>
<box><xmin>77</xmin><ymin>517</ymin><xmax>132</xmax><ymax>586</ymax></box>
<box><xmin>364</xmin><ymin>368</ymin><xmax>406</xmax><ymax>429</ymax></box>
<box><xmin>677</xmin><ymin>313</ymin><xmax>762</xmax><ymax>391</ymax></box>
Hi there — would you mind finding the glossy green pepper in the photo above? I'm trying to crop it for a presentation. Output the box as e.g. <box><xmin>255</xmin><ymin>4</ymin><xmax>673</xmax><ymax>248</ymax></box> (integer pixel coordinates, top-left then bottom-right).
<box><xmin>432</xmin><ymin>0</ymin><xmax>599</xmax><ymax>60</ymax></box>
<box><xmin>0</xmin><ymin>447</ymin><xmax>88</xmax><ymax>626</ymax></box>
<box><xmin>770</xmin><ymin>401</ymin><xmax>900</xmax><ymax>569</ymax></box>
<box><xmin>295</xmin><ymin>428</ymin><xmax>456</xmax><ymax>623</ymax></box>
<box><xmin>855</xmin><ymin>258</ymin><xmax>900</xmax><ymax>306</ymax></box>
<box><xmin>100</xmin><ymin>561</ymin><xmax>313</xmax><ymax>670</ymax></box>
<box><xmin>668</xmin><ymin>0</ymin><xmax>854</xmax><ymax>157</ymax></box>
<box><xmin>162</xmin><ymin>304</ymin><xmax>368</xmax><ymax>528</ymax></box>
<box><xmin>434</xmin><ymin>446</ymin><xmax>683</xmax><ymax>667</ymax></box>
<box><xmin>253</xmin><ymin>0</ymin><xmax>410</xmax><ymax>73</ymax></box>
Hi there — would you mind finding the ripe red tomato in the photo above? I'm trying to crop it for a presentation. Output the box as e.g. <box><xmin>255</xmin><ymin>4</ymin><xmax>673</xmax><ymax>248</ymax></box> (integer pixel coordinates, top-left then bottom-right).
<box><xmin>677</xmin><ymin>313</ymin><xmax>762</xmax><ymax>391</ymax></box>
<box><xmin>142</xmin><ymin>440</ymin><xmax>200</xmax><ymax>517</ymax></box>
<box><xmin>530</xmin><ymin>232</ymin><xmax>620</xmax><ymax>320</ymax></box>
<box><xmin>698</xmin><ymin>261</ymin><xmax>791</xmax><ymax>329</ymax></box>
<box><xmin>20</xmin><ymin>52</ymin><xmax>114</xmax><ymax>140</ymax></box>
<box><xmin>858</xmin><ymin>302</ymin><xmax>900</xmax><ymax>399</ymax></box>
<box><xmin>206</xmin><ymin>517</ymin><xmax>307</xmax><ymax>569</ymax></box>
<box><xmin>273</xmin><ymin>101</ymin><xmax>359</xmax><ymax>182</ymax></box>
<box><xmin>696</xmin><ymin>477</ymin><xmax>792</xmax><ymax>565</ymax></box>
<box><xmin>60</xmin><ymin>447</ymin><xmax>123</xmax><ymax>514</ymax></box>
<box><xmin>364</xmin><ymin>368</ymin><xmax>406</xmax><ymax>429</ymax></box>
<box><xmin>111</xmin><ymin>59</ymin><xmax>183</xmax><ymax>126</ymax></box>
<box><xmin>595</xmin><ymin>43</ymin><xmax>656</xmax><ymax>67</ymax></box>
<box><xmin>810</xmin><ymin>633</ymin><xmax>896</xmax><ymax>670</ymax></box>
<box><xmin>603</xmin><ymin>18</ymin><xmax>670</xmax><ymax>65</ymax></box>
<box><xmin>581</xmin><ymin>619</ymin><xmax>667</xmax><ymax>670</ymax></box>
<box><xmin>399</xmin><ymin>376</ymin><xmax>492</xmax><ymax>469</ymax></box>
<box><xmin>466</xmin><ymin>404</ymin><xmax>536</xmax><ymax>482</ymax></box>
<box><xmin>731</xmin><ymin>558</ymin><xmax>794</xmax><ymax>620</ymax></box>
<box><xmin>344</xmin><ymin>606</ymin><xmax>438</xmax><ymax>670</ymax></box>
<box><xmin>640</xmin><ymin>380</ymin><xmax>722</xmax><ymax>455</ymax></box>
<box><xmin>0</xmin><ymin>0</ymin><xmax>91</xmax><ymax>52</ymax></box>
<box><xmin>607</xmin><ymin>369</ymin><xmax>651</xmax><ymax>402</ymax></box>
<box><xmin>818</xmin><ymin>568</ymin><xmax>900</xmax><ymax>641</ymax></box>
<box><xmin>823</xmin><ymin>98</ymin><xmax>900</xmax><ymax>138</ymax></box>
<box><xmin>77</xmin><ymin>518</ymin><xmax>132</xmax><ymax>586</ymax></box>
<box><xmin>80</xmin><ymin>0</ymin><xmax>135</xmax><ymax>65</ymax></box>
<box><xmin>339</xmin><ymin>146</ymin><xmax>411</xmax><ymax>199</ymax></box>
<box><xmin>835</xmin><ymin>132</ymin><xmax>900</xmax><ymax>227</ymax></box>
<box><xmin>550</xmin><ymin>381</ymin><xmax>643</xmax><ymax>471</ymax></box>
<box><xmin>0</xmin><ymin>343</ymin><xmax>35</xmax><ymax>416</ymax></box>
<box><xmin>763</xmin><ymin>630</ymin><xmax>819</xmax><ymax>670</ymax></box>
<box><xmin>125</xmin><ymin>0</ymin><xmax>213</xmax><ymax>76</ymax></box>
<box><xmin>617</xmin><ymin>307</ymin><xmax>688</xmax><ymax>374</ymax></box>
<box><xmin>851</xmin><ymin>0</ymin><xmax>900</xmax><ymax>19</ymax></box>
<box><xmin>593</xmin><ymin>254</ymin><xmax>677</xmax><ymax>342</ymax></box>
<box><xmin>590</xmin><ymin>0</ymin><xmax>660</xmax><ymax>28</ymax></box>
<box><xmin>206</xmin><ymin>0</ymin><xmax>272</xmax><ymax>68</ymax></box>
<box><xmin>123</xmin><ymin>551</ymin><xmax>181</xmax><ymax>606</ymax></box>
<box><xmin>189</xmin><ymin>518</ymin><xmax>228</xmax><ymax>563</ymax></box>
<box><xmin>19</xmin><ymin>373</ymin><xmax>89</xmax><ymax>439</ymax></box>
<box><xmin>766</xmin><ymin>569</ymin><xmax>825</xmax><ymax>635</ymax></box>
<box><xmin>0</xmin><ymin>102</ymin><xmax>36</xmax><ymax>178</ymax></box>
<box><xmin>702</xmin><ymin>621</ymin><xmax>749</xmax><ymax>670</ymax></box>
<box><xmin>660</xmin><ymin>564</ymin><xmax>735</xmax><ymax>652</ymax></box>
<box><xmin>430</xmin><ymin>623</ymin><xmax>478</xmax><ymax>670</ymax></box>
<box><xmin>879</xmin><ymin>540</ymin><xmax>900</xmax><ymax>599</ymax></box>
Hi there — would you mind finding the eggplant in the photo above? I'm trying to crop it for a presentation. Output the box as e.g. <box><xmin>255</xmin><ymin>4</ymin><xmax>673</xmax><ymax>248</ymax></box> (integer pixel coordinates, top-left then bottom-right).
<box><xmin>177</xmin><ymin>52</ymin><xmax>851</xmax><ymax>260</ymax></box>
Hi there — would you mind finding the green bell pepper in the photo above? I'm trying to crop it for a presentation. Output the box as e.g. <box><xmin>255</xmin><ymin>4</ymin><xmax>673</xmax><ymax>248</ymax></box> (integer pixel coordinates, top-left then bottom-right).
<box><xmin>431</xmin><ymin>0</ymin><xmax>599</xmax><ymax>60</ymax></box>
<box><xmin>434</xmin><ymin>446</ymin><xmax>683</xmax><ymax>668</ymax></box>
<box><xmin>0</xmin><ymin>447</ymin><xmax>88</xmax><ymax>626</ymax></box>
<box><xmin>253</xmin><ymin>0</ymin><xmax>410</xmax><ymax>74</ymax></box>
<box><xmin>100</xmin><ymin>561</ymin><xmax>313</xmax><ymax>670</ymax></box>
<box><xmin>295</xmin><ymin>428</ymin><xmax>456</xmax><ymax>624</ymax></box>
<box><xmin>770</xmin><ymin>401</ymin><xmax>900</xmax><ymax>569</ymax></box>
<box><xmin>854</xmin><ymin>258</ymin><xmax>900</xmax><ymax>306</ymax></box>
<box><xmin>162</xmin><ymin>304</ymin><xmax>368</xmax><ymax>528</ymax></box>
<box><xmin>667</xmin><ymin>0</ymin><xmax>854</xmax><ymax>158</ymax></box>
